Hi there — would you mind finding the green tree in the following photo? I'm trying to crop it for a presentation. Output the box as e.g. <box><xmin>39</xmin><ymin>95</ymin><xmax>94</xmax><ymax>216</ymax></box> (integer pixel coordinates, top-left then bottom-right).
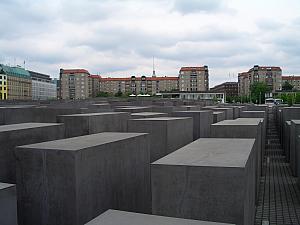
<box><xmin>250</xmin><ymin>82</ymin><xmax>271</xmax><ymax>104</ymax></box>
<box><xmin>282</xmin><ymin>81</ymin><xmax>294</xmax><ymax>91</ymax></box>
<box><xmin>287</xmin><ymin>93</ymin><xmax>295</xmax><ymax>106</ymax></box>
<box><xmin>114</xmin><ymin>90</ymin><xmax>123</xmax><ymax>97</ymax></box>
<box><xmin>96</xmin><ymin>92</ymin><xmax>110</xmax><ymax>97</ymax></box>
<box><xmin>295</xmin><ymin>92</ymin><xmax>300</xmax><ymax>104</ymax></box>
<box><xmin>226</xmin><ymin>96</ymin><xmax>233</xmax><ymax>103</ymax></box>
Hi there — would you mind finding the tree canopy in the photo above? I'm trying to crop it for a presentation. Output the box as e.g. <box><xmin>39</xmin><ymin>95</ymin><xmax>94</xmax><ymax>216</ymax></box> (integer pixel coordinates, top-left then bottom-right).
<box><xmin>250</xmin><ymin>82</ymin><xmax>271</xmax><ymax>104</ymax></box>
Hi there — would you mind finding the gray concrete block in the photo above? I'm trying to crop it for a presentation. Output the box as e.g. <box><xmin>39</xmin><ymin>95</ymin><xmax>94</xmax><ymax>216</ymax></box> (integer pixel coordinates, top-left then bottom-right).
<box><xmin>290</xmin><ymin>120</ymin><xmax>300</xmax><ymax>176</ymax></box>
<box><xmin>174</xmin><ymin>105</ymin><xmax>202</xmax><ymax>111</ymax></box>
<box><xmin>57</xmin><ymin>112</ymin><xmax>129</xmax><ymax>138</ymax></box>
<box><xmin>172</xmin><ymin>111</ymin><xmax>213</xmax><ymax>140</ymax></box>
<box><xmin>151</xmin><ymin>138</ymin><xmax>256</xmax><ymax>225</ymax></box>
<box><xmin>151</xmin><ymin>106</ymin><xmax>174</xmax><ymax>114</ymax></box>
<box><xmin>213</xmin><ymin>111</ymin><xmax>225</xmax><ymax>123</ymax></box>
<box><xmin>284</xmin><ymin>121</ymin><xmax>291</xmax><ymax>161</ymax></box>
<box><xmin>0</xmin><ymin>183</ymin><xmax>17</xmax><ymax>225</ymax></box>
<box><xmin>210</xmin><ymin>118</ymin><xmax>264</xmax><ymax>204</ymax></box>
<box><xmin>211</xmin><ymin>108</ymin><xmax>234</xmax><ymax>120</ymax></box>
<box><xmin>85</xmin><ymin>210</ymin><xmax>234</xmax><ymax>225</ymax></box>
<box><xmin>240</xmin><ymin>111</ymin><xmax>265</xmax><ymax>119</ymax></box>
<box><xmin>128</xmin><ymin>117</ymin><xmax>193</xmax><ymax>162</ymax></box>
<box><xmin>115</xmin><ymin>106</ymin><xmax>152</xmax><ymax>113</ymax></box>
<box><xmin>131</xmin><ymin>112</ymin><xmax>167</xmax><ymax>119</ymax></box>
<box><xmin>0</xmin><ymin>123</ymin><xmax>65</xmax><ymax>183</ymax></box>
<box><xmin>16</xmin><ymin>132</ymin><xmax>151</xmax><ymax>225</ymax></box>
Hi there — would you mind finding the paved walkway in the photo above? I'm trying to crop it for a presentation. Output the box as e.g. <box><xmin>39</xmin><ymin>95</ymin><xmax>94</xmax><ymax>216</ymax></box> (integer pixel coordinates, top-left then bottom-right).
<box><xmin>255</xmin><ymin>108</ymin><xmax>300</xmax><ymax>225</ymax></box>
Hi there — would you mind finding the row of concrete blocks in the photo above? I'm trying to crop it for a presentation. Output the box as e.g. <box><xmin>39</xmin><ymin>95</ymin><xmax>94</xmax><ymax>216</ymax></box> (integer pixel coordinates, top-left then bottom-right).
<box><xmin>0</xmin><ymin>103</ymin><xmax>252</xmax><ymax>125</ymax></box>
<box><xmin>0</xmin><ymin>107</ymin><xmax>266</xmax><ymax>223</ymax></box>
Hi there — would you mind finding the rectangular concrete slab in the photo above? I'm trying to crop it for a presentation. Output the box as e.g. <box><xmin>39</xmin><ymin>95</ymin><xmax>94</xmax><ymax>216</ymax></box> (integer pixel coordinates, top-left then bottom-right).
<box><xmin>16</xmin><ymin>132</ymin><xmax>151</xmax><ymax>225</ymax></box>
<box><xmin>240</xmin><ymin>111</ymin><xmax>265</xmax><ymax>119</ymax></box>
<box><xmin>0</xmin><ymin>123</ymin><xmax>65</xmax><ymax>183</ymax></box>
<box><xmin>0</xmin><ymin>182</ymin><xmax>17</xmax><ymax>225</ymax></box>
<box><xmin>57</xmin><ymin>112</ymin><xmax>129</xmax><ymax>138</ymax></box>
<box><xmin>213</xmin><ymin>111</ymin><xmax>225</xmax><ymax>123</ymax></box>
<box><xmin>115</xmin><ymin>107</ymin><xmax>152</xmax><ymax>113</ymax></box>
<box><xmin>85</xmin><ymin>210</ymin><xmax>234</xmax><ymax>225</ymax></box>
<box><xmin>290</xmin><ymin>120</ymin><xmax>300</xmax><ymax>176</ymax></box>
<box><xmin>211</xmin><ymin>108</ymin><xmax>234</xmax><ymax>120</ymax></box>
<box><xmin>131</xmin><ymin>112</ymin><xmax>167</xmax><ymax>119</ymax></box>
<box><xmin>152</xmin><ymin>138</ymin><xmax>256</xmax><ymax>225</ymax></box>
<box><xmin>172</xmin><ymin>110</ymin><xmax>213</xmax><ymax>140</ymax></box>
<box><xmin>128</xmin><ymin>117</ymin><xmax>193</xmax><ymax>162</ymax></box>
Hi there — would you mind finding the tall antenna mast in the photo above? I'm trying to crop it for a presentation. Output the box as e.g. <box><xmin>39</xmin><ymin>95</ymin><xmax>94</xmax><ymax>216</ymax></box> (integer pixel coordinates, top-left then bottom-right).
<box><xmin>152</xmin><ymin>56</ymin><xmax>156</xmax><ymax>77</ymax></box>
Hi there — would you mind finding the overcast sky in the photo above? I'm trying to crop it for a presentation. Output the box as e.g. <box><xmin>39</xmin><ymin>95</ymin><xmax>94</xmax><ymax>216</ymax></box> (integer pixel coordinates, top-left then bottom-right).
<box><xmin>1</xmin><ymin>0</ymin><xmax>300</xmax><ymax>87</ymax></box>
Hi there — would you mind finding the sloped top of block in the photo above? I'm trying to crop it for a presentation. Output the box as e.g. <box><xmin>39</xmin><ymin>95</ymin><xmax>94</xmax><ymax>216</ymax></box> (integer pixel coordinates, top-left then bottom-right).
<box><xmin>242</xmin><ymin>111</ymin><xmax>265</xmax><ymax>113</ymax></box>
<box><xmin>58</xmin><ymin>112</ymin><xmax>127</xmax><ymax>117</ymax></box>
<box><xmin>131</xmin><ymin>117</ymin><xmax>191</xmax><ymax>121</ymax></box>
<box><xmin>173</xmin><ymin>110</ymin><xmax>211</xmax><ymax>114</ymax></box>
<box><xmin>286</xmin><ymin>121</ymin><xmax>291</xmax><ymax>125</ymax></box>
<box><xmin>131</xmin><ymin>112</ymin><xmax>166</xmax><ymax>116</ymax></box>
<box><xmin>0</xmin><ymin>123</ymin><xmax>61</xmax><ymax>132</ymax></box>
<box><xmin>212</xmin><ymin>111</ymin><xmax>224</xmax><ymax>114</ymax></box>
<box><xmin>291</xmin><ymin>120</ymin><xmax>300</xmax><ymax>124</ymax></box>
<box><xmin>152</xmin><ymin>138</ymin><xmax>255</xmax><ymax>168</ymax></box>
<box><xmin>116</xmin><ymin>107</ymin><xmax>152</xmax><ymax>109</ymax></box>
<box><xmin>18</xmin><ymin>132</ymin><xmax>147</xmax><ymax>151</ymax></box>
<box><xmin>213</xmin><ymin>118</ymin><xmax>262</xmax><ymax>126</ymax></box>
<box><xmin>85</xmin><ymin>210</ymin><xmax>233</xmax><ymax>225</ymax></box>
<box><xmin>0</xmin><ymin>182</ymin><xmax>15</xmax><ymax>190</ymax></box>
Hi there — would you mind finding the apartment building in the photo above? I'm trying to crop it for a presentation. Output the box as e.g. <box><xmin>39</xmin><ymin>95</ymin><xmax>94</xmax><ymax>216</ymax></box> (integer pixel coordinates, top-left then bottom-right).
<box><xmin>282</xmin><ymin>75</ymin><xmax>300</xmax><ymax>90</ymax></box>
<box><xmin>178</xmin><ymin>66</ymin><xmax>209</xmax><ymax>92</ymax></box>
<box><xmin>29</xmin><ymin>70</ymin><xmax>57</xmax><ymax>100</ymax></box>
<box><xmin>210</xmin><ymin>82</ymin><xmax>238</xmax><ymax>97</ymax></box>
<box><xmin>60</xmin><ymin>69</ymin><xmax>90</xmax><ymax>100</ymax></box>
<box><xmin>0</xmin><ymin>64</ymin><xmax>32</xmax><ymax>100</ymax></box>
<box><xmin>238</xmin><ymin>65</ymin><xmax>282</xmax><ymax>96</ymax></box>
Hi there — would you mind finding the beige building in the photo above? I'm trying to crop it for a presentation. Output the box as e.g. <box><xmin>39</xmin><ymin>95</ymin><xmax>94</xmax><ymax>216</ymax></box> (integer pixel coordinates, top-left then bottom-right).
<box><xmin>99</xmin><ymin>76</ymin><xmax>178</xmax><ymax>95</ymax></box>
<box><xmin>60</xmin><ymin>69</ymin><xmax>90</xmax><ymax>100</ymax></box>
<box><xmin>179</xmin><ymin>66</ymin><xmax>209</xmax><ymax>92</ymax></box>
<box><xmin>238</xmin><ymin>65</ymin><xmax>282</xmax><ymax>96</ymax></box>
<box><xmin>0</xmin><ymin>64</ymin><xmax>32</xmax><ymax>100</ymax></box>
<box><xmin>282</xmin><ymin>75</ymin><xmax>300</xmax><ymax>90</ymax></box>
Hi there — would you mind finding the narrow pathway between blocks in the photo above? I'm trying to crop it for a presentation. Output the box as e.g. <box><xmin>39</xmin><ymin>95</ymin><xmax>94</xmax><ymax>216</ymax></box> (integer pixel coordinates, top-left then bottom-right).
<box><xmin>255</xmin><ymin>108</ymin><xmax>300</xmax><ymax>225</ymax></box>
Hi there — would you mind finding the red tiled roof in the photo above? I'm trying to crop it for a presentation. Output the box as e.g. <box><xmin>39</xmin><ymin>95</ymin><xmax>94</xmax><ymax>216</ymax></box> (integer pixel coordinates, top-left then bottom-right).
<box><xmin>147</xmin><ymin>77</ymin><xmax>178</xmax><ymax>81</ymax></box>
<box><xmin>101</xmin><ymin>77</ymin><xmax>131</xmax><ymax>82</ymax></box>
<box><xmin>62</xmin><ymin>69</ymin><xmax>90</xmax><ymax>74</ymax></box>
<box><xmin>100</xmin><ymin>76</ymin><xmax>178</xmax><ymax>82</ymax></box>
<box><xmin>180</xmin><ymin>66</ymin><xmax>207</xmax><ymax>72</ymax></box>
<box><xmin>282</xmin><ymin>76</ymin><xmax>300</xmax><ymax>80</ymax></box>
<box><xmin>89</xmin><ymin>75</ymin><xmax>101</xmax><ymax>79</ymax></box>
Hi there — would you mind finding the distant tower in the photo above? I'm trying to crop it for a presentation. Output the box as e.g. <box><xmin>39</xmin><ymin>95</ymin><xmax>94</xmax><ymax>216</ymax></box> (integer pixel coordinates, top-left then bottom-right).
<box><xmin>152</xmin><ymin>56</ymin><xmax>156</xmax><ymax>77</ymax></box>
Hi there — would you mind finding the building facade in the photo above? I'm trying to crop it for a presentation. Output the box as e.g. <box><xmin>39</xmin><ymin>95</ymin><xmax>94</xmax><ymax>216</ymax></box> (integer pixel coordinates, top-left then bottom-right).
<box><xmin>178</xmin><ymin>66</ymin><xmax>209</xmax><ymax>92</ymax></box>
<box><xmin>0</xmin><ymin>72</ymin><xmax>7</xmax><ymax>100</ymax></box>
<box><xmin>29</xmin><ymin>71</ymin><xmax>57</xmax><ymax>100</ymax></box>
<box><xmin>238</xmin><ymin>65</ymin><xmax>282</xmax><ymax>96</ymax></box>
<box><xmin>282</xmin><ymin>75</ymin><xmax>300</xmax><ymax>90</ymax></box>
<box><xmin>0</xmin><ymin>64</ymin><xmax>32</xmax><ymax>100</ymax></box>
<box><xmin>60</xmin><ymin>69</ymin><xmax>90</xmax><ymax>100</ymax></box>
<box><xmin>210</xmin><ymin>82</ymin><xmax>238</xmax><ymax>98</ymax></box>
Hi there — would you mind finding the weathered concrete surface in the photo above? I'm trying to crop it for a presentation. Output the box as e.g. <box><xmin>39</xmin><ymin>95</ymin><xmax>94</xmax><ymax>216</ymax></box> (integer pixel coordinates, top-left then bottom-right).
<box><xmin>152</xmin><ymin>138</ymin><xmax>256</xmax><ymax>225</ymax></box>
<box><xmin>131</xmin><ymin>112</ymin><xmax>167</xmax><ymax>119</ymax></box>
<box><xmin>85</xmin><ymin>210</ymin><xmax>234</xmax><ymax>225</ymax></box>
<box><xmin>151</xmin><ymin>106</ymin><xmax>174</xmax><ymax>114</ymax></box>
<box><xmin>0</xmin><ymin>106</ymin><xmax>97</xmax><ymax>125</ymax></box>
<box><xmin>172</xmin><ymin>110</ymin><xmax>213</xmax><ymax>140</ymax></box>
<box><xmin>281</xmin><ymin>107</ymin><xmax>300</xmax><ymax>144</ymax></box>
<box><xmin>174</xmin><ymin>105</ymin><xmax>202</xmax><ymax>111</ymax></box>
<box><xmin>57</xmin><ymin>112</ymin><xmax>129</xmax><ymax>138</ymax></box>
<box><xmin>0</xmin><ymin>123</ymin><xmax>65</xmax><ymax>183</ymax></box>
<box><xmin>210</xmin><ymin>108</ymin><xmax>234</xmax><ymax>120</ymax></box>
<box><xmin>128</xmin><ymin>117</ymin><xmax>193</xmax><ymax>162</ymax></box>
<box><xmin>115</xmin><ymin>106</ymin><xmax>152</xmax><ymax>113</ymax></box>
<box><xmin>210</xmin><ymin>118</ymin><xmax>264</xmax><ymax>204</ymax></box>
<box><xmin>284</xmin><ymin>121</ymin><xmax>291</xmax><ymax>161</ymax></box>
<box><xmin>290</xmin><ymin>120</ymin><xmax>300</xmax><ymax>176</ymax></box>
<box><xmin>16</xmin><ymin>132</ymin><xmax>150</xmax><ymax>225</ymax></box>
<box><xmin>213</xmin><ymin>111</ymin><xmax>225</xmax><ymax>123</ymax></box>
<box><xmin>240</xmin><ymin>111</ymin><xmax>265</xmax><ymax>119</ymax></box>
<box><xmin>0</xmin><ymin>183</ymin><xmax>17</xmax><ymax>225</ymax></box>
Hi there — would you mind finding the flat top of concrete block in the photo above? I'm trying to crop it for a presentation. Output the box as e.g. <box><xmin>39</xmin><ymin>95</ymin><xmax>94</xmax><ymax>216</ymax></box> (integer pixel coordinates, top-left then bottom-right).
<box><xmin>0</xmin><ymin>123</ymin><xmax>62</xmax><ymax>132</ymax></box>
<box><xmin>58</xmin><ymin>112</ymin><xmax>127</xmax><ymax>117</ymax></box>
<box><xmin>0</xmin><ymin>182</ymin><xmax>15</xmax><ymax>190</ymax></box>
<box><xmin>85</xmin><ymin>210</ymin><xmax>233</xmax><ymax>225</ymax></box>
<box><xmin>116</xmin><ymin>107</ymin><xmax>151</xmax><ymax>109</ymax></box>
<box><xmin>291</xmin><ymin>120</ymin><xmax>300</xmax><ymax>124</ymax></box>
<box><xmin>152</xmin><ymin>138</ymin><xmax>255</xmax><ymax>168</ymax></box>
<box><xmin>173</xmin><ymin>110</ymin><xmax>211</xmax><ymax>114</ymax></box>
<box><xmin>213</xmin><ymin>119</ymin><xmax>261</xmax><ymax>126</ymax></box>
<box><xmin>131</xmin><ymin>117</ymin><xmax>192</xmax><ymax>121</ymax></box>
<box><xmin>18</xmin><ymin>132</ymin><xmax>147</xmax><ymax>151</ymax></box>
<box><xmin>214</xmin><ymin>108</ymin><xmax>231</xmax><ymax>110</ymax></box>
<box><xmin>283</xmin><ymin>107</ymin><xmax>300</xmax><ymax>109</ymax></box>
<box><xmin>242</xmin><ymin>111</ymin><xmax>265</xmax><ymax>113</ymax></box>
<box><xmin>92</xmin><ymin>103</ymin><xmax>110</xmax><ymax>106</ymax></box>
<box><xmin>131</xmin><ymin>112</ymin><xmax>166</xmax><ymax>116</ymax></box>
<box><xmin>212</xmin><ymin>111</ymin><xmax>224</xmax><ymax>115</ymax></box>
